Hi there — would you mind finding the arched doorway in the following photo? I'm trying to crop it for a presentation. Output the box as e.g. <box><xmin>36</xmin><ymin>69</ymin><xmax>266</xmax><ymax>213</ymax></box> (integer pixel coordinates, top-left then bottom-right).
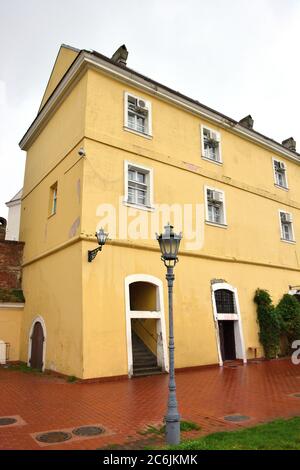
<box><xmin>125</xmin><ymin>274</ymin><xmax>168</xmax><ymax>377</ymax></box>
<box><xmin>28</xmin><ymin>317</ymin><xmax>46</xmax><ymax>371</ymax></box>
<box><xmin>211</xmin><ymin>282</ymin><xmax>246</xmax><ymax>365</ymax></box>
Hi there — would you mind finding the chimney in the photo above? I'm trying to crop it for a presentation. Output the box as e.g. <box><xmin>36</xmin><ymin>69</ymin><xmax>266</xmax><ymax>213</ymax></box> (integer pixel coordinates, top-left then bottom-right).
<box><xmin>0</xmin><ymin>218</ymin><xmax>7</xmax><ymax>241</ymax></box>
<box><xmin>111</xmin><ymin>44</ymin><xmax>128</xmax><ymax>66</ymax></box>
<box><xmin>239</xmin><ymin>115</ymin><xmax>254</xmax><ymax>130</ymax></box>
<box><xmin>282</xmin><ymin>137</ymin><xmax>296</xmax><ymax>152</ymax></box>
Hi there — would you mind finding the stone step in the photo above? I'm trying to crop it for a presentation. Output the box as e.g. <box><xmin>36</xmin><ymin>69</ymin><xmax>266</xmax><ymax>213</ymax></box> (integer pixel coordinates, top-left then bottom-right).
<box><xmin>133</xmin><ymin>367</ymin><xmax>163</xmax><ymax>377</ymax></box>
<box><xmin>133</xmin><ymin>364</ymin><xmax>161</xmax><ymax>371</ymax></box>
<box><xmin>132</xmin><ymin>350</ymin><xmax>154</xmax><ymax>357</ymax></box>
<box><xmin>133</xmin><ymin>360</ymin><xmax>157</xmax><ymax>367</ymax></box>
<box><xmin>131</xmin><ymin>332</ymin><xmax>159</xmax><ymax>376</ymax></box>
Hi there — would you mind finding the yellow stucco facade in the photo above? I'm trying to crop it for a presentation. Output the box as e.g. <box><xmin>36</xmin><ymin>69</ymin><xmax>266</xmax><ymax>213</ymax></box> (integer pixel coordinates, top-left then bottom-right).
<box><xmin>16</xmin><ymin>45</ymin><xmax>300</xmax><ymax>379</ymax></box>
<box><xmin>0</xmin><ymin>306</ymin><xmax>23</xmax><ymax>361</ymax></box>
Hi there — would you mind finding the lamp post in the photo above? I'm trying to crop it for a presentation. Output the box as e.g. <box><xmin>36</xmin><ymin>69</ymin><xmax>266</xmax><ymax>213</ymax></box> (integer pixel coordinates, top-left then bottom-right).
<box><xmin>88</xmin><ymin>228</ymin><xmax>109</xmax><ymax>262</ymax></box>
<box><xmin>156</xmin><ymin>223</ymin><xmax>182</xmax><ymax>445</ymax></box>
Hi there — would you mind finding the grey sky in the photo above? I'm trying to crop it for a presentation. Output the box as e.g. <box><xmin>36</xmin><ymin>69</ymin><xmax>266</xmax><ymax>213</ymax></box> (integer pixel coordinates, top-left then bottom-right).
<box><xmin>1</xmin><ymin>0</ymin><xmax>300</xmax><ymax>217</ymax></box>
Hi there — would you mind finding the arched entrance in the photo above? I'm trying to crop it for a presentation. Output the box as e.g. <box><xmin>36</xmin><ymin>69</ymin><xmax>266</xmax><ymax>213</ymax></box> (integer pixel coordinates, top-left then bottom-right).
<box><xmin>125</xmin><ymin>274</ymin><xmax>168</xmax><ymax>377</ymax></box>
<box><xmin>211</xmin><ymin>282</ymin><xmax>247</xmax><ymax>366</ymax></box>
<box><xmin>28</xmin><ymin>317</ymin><xmax>46</xmax><ymax>371</ymax></box>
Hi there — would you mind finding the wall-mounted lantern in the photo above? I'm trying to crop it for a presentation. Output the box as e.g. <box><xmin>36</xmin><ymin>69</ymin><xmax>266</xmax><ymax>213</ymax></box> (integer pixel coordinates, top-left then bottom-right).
<box><xmin>88</xmin><ymin>228</ymin><xmax>109</xmax><ymax>262</ymax></box>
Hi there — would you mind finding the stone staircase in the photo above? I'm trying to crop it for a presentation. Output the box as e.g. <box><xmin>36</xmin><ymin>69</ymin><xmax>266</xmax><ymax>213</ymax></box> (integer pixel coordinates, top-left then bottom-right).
<box><xmin>132</xmin><ymin>332</ymin><xmax>162</xmax><ymax>377</ymax></box>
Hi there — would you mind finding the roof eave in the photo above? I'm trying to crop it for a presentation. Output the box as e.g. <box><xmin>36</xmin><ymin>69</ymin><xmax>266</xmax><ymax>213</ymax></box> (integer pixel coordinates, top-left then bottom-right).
<box><xmin>19</xmin><ymin>50</ymin><xmax>300</xmax><ymax>165</ymax></box>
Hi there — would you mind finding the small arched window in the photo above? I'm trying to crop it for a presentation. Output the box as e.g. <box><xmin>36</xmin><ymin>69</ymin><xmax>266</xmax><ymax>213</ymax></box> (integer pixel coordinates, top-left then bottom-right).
<box><xmin>215</xmin><ymin>289</ymin><xmax>235</xmax><ymax>314</ymax></box>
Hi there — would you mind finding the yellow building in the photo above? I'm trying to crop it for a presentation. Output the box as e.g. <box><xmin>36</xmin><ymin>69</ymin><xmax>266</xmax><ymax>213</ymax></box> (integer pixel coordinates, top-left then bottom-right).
<box><xmin>14</xmin><ymin>43</ymin><xmax>300</xmax><ymax>379</ymax></box>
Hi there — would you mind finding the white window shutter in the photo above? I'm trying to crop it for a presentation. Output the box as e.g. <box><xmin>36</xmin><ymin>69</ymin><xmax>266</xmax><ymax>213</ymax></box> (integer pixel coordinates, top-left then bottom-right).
<box><xmin>146</xmin><ymin>100</ymin><xmax>152</xmax><ymax>135</ymax></box>
<box><xmin>201</xmin><ymin>126</ymin><xmax>206</xmax><ymax>156</ymax></box>
<box><xmin>216</xmin><ymin>131</ymin><xmax>222</xmax><ymax>161</ymax></box>
<box><xmin>216</xmin><ymin>190</ymin><xmax>223</xmax><ymax>202</ymax></box>
<box><xmin>211</xmin><ymin>131</ymin><xmax>218</xmax><ymax>141</ymax></box>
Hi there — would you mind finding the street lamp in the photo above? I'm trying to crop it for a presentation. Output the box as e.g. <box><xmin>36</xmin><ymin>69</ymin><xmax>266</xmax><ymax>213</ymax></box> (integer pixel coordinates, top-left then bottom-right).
<box><xmin>88</xmin><ymin>228</ymin><xmax>109</xmax><ymax>262</ymax></box>
<box><xmin>156</xmin><ymin>223</ymin><xmax>182</xmax><ymax>445</ymax></box>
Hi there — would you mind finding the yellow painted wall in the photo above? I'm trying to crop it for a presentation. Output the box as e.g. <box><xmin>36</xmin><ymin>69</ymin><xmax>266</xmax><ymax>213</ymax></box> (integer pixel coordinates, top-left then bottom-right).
<box><xmin>19</xmin><ymin>242</ymin><xmax>83</xmax><ymax>377</ymax></box>
<box><xmin>22</xmin><ymin>74</ymin><xmax>87</xmax><ymax>198</ymax></box>
<box><xmin>39</xmin><ymin>45</ymin><xmax>79</xmax><ymax>111</ymax></box>
<box><xmin>81</xmin><ymin>138</ymin><xmax>300</xmax><ymax>269</ymax></box>
<box><xmin>0</xmin><ymin>307</ymin><xmax>23</xmax><ymax>361</ymax></box>
<box><xmin>19</xmin><ymin>73</ymin><xmax>87</xmax><ymax>377</ymax></box>
<box><xmin>85</xmin><ymin>69</ymin><xmax>300</xmax><ymax>204</ymax></box>
<box><xmin>20</xmin><ymin>73</ymin><xmax>87</xmax><ymax>264</ymax></box>
<box><xmin>81</xmin><ymin>238</ymin><xmax>299</xmax><ymax>379</ymax></box>
<box><xmin>20</xmin><ymin>147</ymin><xmax>84</xmax><ymax>263</ymax></box>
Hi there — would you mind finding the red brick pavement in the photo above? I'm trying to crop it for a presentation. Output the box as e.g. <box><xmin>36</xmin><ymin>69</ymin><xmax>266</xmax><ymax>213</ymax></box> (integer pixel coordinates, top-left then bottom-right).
<box><xmin>0</xmin><ymin>358</ymin><xmax>300</xmax><ymax>450</ymax></box>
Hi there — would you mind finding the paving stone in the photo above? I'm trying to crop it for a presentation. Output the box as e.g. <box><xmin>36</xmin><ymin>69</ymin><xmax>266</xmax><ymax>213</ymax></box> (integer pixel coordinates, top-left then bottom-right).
<box><xmin>0</xmin><ymin>358</ymin><xmax>300</xmax><ymax>449</ymax></box>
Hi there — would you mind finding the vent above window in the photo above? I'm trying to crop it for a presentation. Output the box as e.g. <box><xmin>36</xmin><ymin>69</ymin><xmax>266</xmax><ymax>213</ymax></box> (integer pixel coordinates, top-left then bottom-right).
<box><xmin>128</xmin><ymin>96</ymin><xmax>147</xmax><ymax>113</ymax></box>
<box><xmin>281</xmin><ymin>212</ymin><xmax>292</xmax><ymax>223</ymax></box>
<box><xmin>275</xmin><ymin>161</ymin><xmax>286</xmax><ymax>172</ymax></box>
<box><xmin>207</xmin><ymin>189</ymin><xmax>223</xmax><ymax>203</ymax></box>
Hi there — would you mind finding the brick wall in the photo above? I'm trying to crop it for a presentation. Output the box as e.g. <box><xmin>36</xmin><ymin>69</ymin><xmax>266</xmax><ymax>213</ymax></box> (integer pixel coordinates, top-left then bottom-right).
<box><xmin>0</xmin><ymin>241</ymin><xmax>24</xmax><ymax>291</ymax></box>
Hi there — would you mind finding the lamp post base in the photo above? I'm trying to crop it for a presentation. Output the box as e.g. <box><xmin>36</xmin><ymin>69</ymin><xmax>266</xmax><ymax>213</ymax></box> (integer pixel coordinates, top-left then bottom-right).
<box><xmin>165</xmin><ymin>418</ymin><xmax>180</xmax><ymax>446</ymax></box>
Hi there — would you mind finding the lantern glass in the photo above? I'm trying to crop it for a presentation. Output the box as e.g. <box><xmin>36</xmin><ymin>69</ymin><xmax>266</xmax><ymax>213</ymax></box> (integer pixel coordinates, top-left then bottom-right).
<box><xmin>96</xmin><ymin>228</ymin><xmax>108</xmax><ymax>246</ymax></box>
<box><xmin>156</xmin><ymin>224</ymin><xmax>182</xmax><ymax>261</ymax></box>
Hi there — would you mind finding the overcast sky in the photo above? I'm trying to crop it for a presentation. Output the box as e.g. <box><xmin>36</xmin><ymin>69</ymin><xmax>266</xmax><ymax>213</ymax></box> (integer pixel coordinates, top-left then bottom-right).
<box><xmin>1</xmin><ymin>0</ymin><xmax>300</xmax><ymax>217</ymax></box>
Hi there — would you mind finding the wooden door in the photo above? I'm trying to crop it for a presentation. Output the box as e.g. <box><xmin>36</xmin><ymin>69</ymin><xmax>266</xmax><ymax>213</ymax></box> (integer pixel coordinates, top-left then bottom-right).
<box><xmin>30</xmin><ymin>322</ymin><xmax>44</xmax><ymax>370</ymax></box>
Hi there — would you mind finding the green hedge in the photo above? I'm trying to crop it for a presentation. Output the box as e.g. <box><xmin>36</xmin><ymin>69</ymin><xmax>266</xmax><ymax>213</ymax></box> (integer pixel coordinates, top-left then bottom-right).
<box><xmin>254</xmin><ymin>289</ymin><xmax>300</xmax><ymax>358</ymax></box>
<box><xmin>277</xmin><ymin>294</ymin><xmax>300</xmax><ymax>354</ymax></box>
<box><xmin>254</xmin><ymin>289</ymin><xmax>281</xmax><ymax>359</ymax></box>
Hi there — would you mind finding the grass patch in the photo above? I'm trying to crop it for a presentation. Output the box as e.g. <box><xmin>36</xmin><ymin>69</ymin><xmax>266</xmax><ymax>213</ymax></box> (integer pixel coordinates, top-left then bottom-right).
<box><xmin>140</xmin><ymin>420</ymin><xmax>201</xmax><ymax>436</ymax></box>
<box><xmin>5</xmin><ymin>363</ymin><xmax>43</xmax><ymax>374</ymax></box>
<box><xmin>66</xmin><ymin>375</ymin><xmax>77</xmax><ymax>383</ymax></box>
<box><xmin>167</xmin><ymin>417</ymin><xmax>300</xmax><ymax>450</ymax></box>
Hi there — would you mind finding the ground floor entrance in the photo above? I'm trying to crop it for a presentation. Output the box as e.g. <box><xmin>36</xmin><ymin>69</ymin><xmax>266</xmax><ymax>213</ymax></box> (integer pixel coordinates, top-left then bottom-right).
<box><xmin>29</xmin><ymin>322</ymin><xmax>44</xmax><ymax>370</ymax></box>
<box><xmin>131</xmin><ymin>324</ymin><xmax>161</xmax><ymax>376</ymax></box>
<box><xmin>125</xmin><ymin>274</ymin><xmax>169</xmax><ymax>377</ymax></box>
<box><xmin>211</xmin><ymin>282</ymin><xmax>247</xmax><ymax>366</ymax></box>
<box><xmin>27</xmin><ymin>317</ymin><xmax>46</xmax><ymax>371</ymax></box>
<box><xmin>218</xmin><ymin>320</ymin><xmax>236</xmax><ymax>361</ymax></box>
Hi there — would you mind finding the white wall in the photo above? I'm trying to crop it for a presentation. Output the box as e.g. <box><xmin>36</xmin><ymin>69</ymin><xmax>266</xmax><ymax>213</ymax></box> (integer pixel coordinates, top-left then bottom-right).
<box><xmin>5</xmin><ymin>202</ymin><xmax>21</xmax><ymax>241</ymax></box>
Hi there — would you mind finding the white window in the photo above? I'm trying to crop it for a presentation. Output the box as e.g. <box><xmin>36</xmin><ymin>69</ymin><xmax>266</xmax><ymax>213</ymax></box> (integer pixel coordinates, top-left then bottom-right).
<box><xmin>124</xmin><ymin>161</ymin><xmax>154</xmax><ymax>210</ymax></box>
<box><xmin>49</xmin><ymin>182</ymin><xmax>58</xmax><ymax>216</ymax></box>
<box><xmin>201</xmin><ymin>126</ymin><xmax>222</xmax><ymax>163</ymax></box>
<box><xmin>205</xmin><ymin>186</ymin><xmax>227</xmax><ymax>226</ymax></box>
<box><xmin>279</xmin><ymin>210</ymin><xmax>295</xmax><ymax>242</ymax></box>
<box><xmin>124</xmin><ymin>92</ymin><xmax>152</xmax><ymax>137</ymax></box>
<box><xmin>273</xmin><ymin>158</ymin><xmax>288</xmax><ymax>189</ymax></box>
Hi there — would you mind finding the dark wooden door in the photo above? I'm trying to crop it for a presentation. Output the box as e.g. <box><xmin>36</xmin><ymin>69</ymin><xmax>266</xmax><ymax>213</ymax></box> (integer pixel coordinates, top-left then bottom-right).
<box><xmin>218</xmin><ymin>320</ymin><xmax>236</xmax><ymax>361</ymax></box>
<box><xmin>30</xmin><ymin>322</ymin><xmax>44</xmax><ymax>370</ymax></box>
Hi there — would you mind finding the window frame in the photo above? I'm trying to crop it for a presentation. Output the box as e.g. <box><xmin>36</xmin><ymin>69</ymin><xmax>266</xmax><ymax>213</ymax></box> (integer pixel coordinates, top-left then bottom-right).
<box><xmin>49</xmin><ymin>182</ymin><xmax>58</xmax><ymax>217</ymax></box>
<box><xmin>124</xmin><ymin>92</ymin><xmax>152</xmax><ymax>138</ymax></box>
<box><xmin>201</xmin><ymin>125</ymin><xmax>223</xmax><ymax>165</ymax></box>
<box><xmin>272</xmin><ymin>157</ymin><xmax>289</xmax><ymax>191</ymax></box>
<box><xmin>278</xmin><ymin>209</ymin><xmax>295</xmax><ymax>243</ymax></box>
<box><xmin>204</xmin><ymin>185</ymin><xmax>227</xmax><ymax>227</ymax></box>
<box><xmin>123</xmin><ymin>160</ymin><xmax>154</xmax><ymax>211</ymax></box>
